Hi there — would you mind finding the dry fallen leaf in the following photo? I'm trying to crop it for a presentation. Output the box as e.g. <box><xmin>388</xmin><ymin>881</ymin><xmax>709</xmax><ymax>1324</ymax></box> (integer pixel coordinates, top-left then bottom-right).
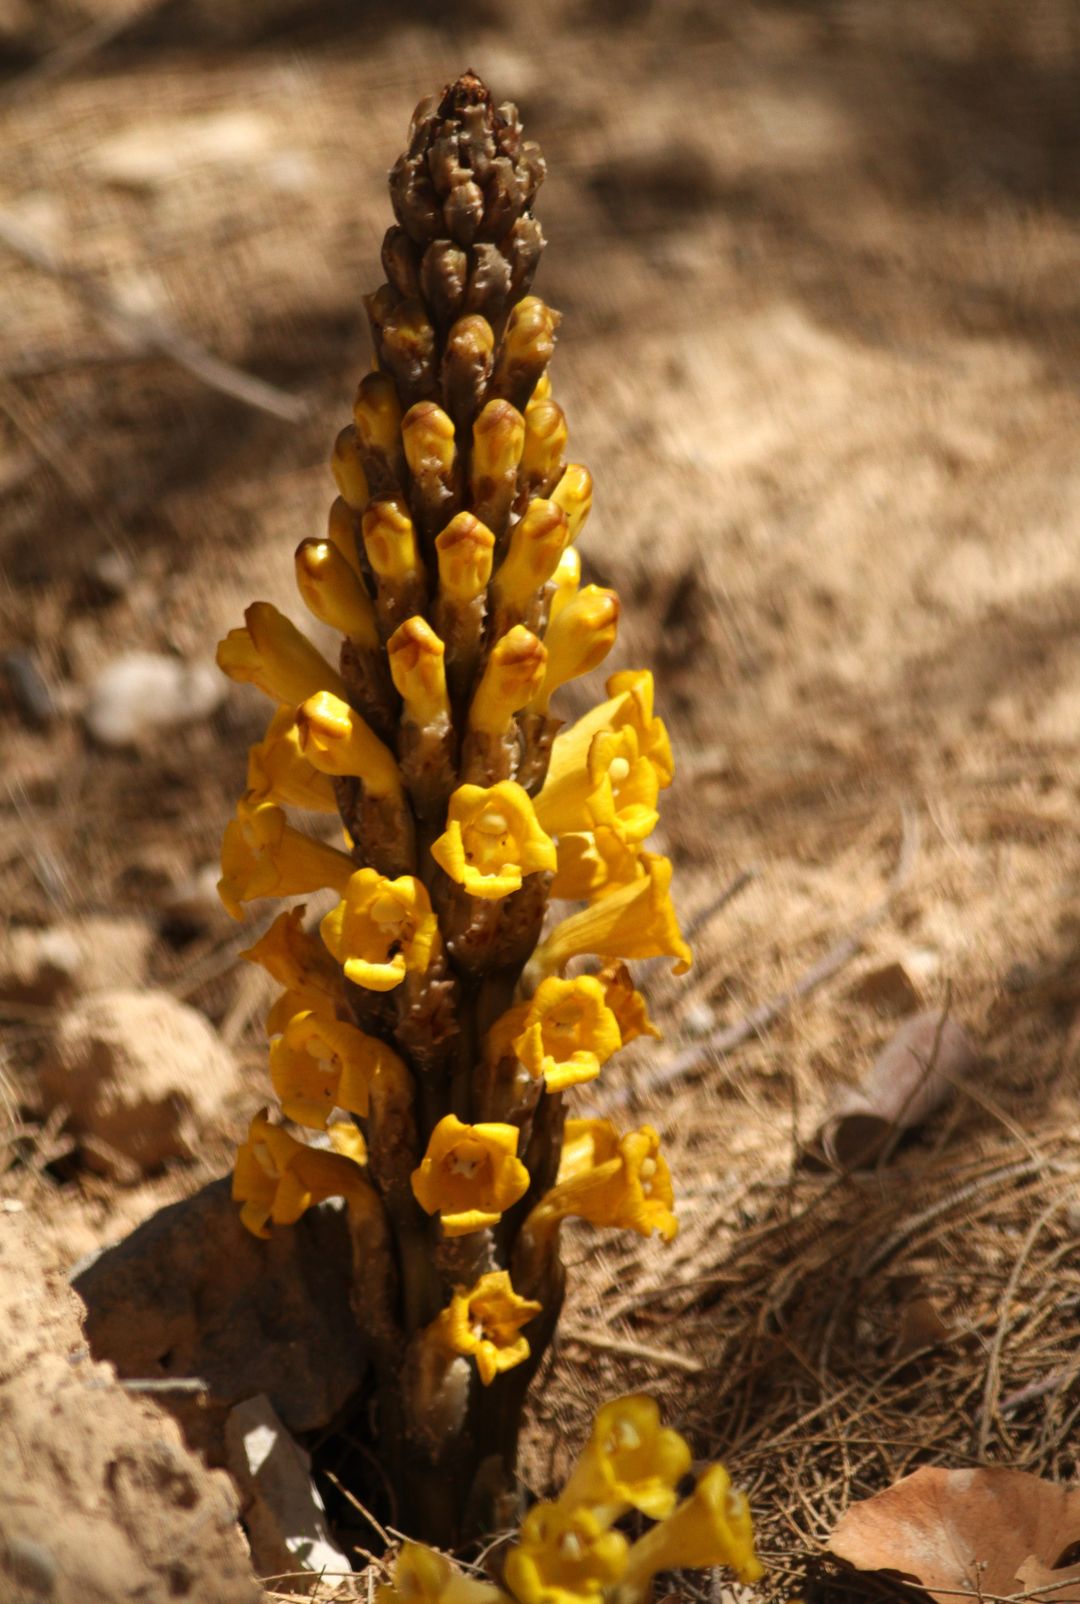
<box><xmin>829</xmin><ymin>1466</ymin><xmax>1080</xmax><ymax>1603</ymax></box>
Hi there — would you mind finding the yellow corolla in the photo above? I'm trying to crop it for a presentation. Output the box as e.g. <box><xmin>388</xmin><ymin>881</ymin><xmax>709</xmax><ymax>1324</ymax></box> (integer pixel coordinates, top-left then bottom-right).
<box><xmin>216</xmin><ymin>601</ymin><xmax>346</xmax><ymax>706</ymax></box>
<box><xmin>555</xmin><ymin>1118</ymin><xmax>621</xmax><ymax>1184</ymax></box>
<box><xmin>542</xmin><ymin>671</ymin><xmax>673</xmax><ymax>815</ymax></box>
<box><xmin>244</xmin><ymin>704</ymin><xmax>338</xmax><ymax>814</ymax></box>
<box><xmin>269</xmin><ymin>1011</ymin><xmax>408</xmax><ymax>1128</ymax></box>
<box><xmin>559</xmin><ymin>1394</ymin><xmax>691</xmax><ymax>1521</ymax></box>
<box><xmin>217</xmin><ymin>801</ymin><xmax>355</xmax><ymax>921</ymax></box>
<box><xmin>376</xmin><ymin>1542</ymin><xmax>508</xmax><ymax>1604</ymax></box>
<box><xmin>431</xmin><ymin>782</ymin><xmax>556</xmax><ymax>901</ymax></box>
<box><xmin>531</xmin><ymin>854</ymin><xmax>691</xmax><ymax>977</ymax></box>
<box><xmin>619</xmin><ymin>1465</ymin><xmax>764</xmax><ymax>1592</ymax></box>
<box><xmin>430</xmin><ymin>1271</ymin><xmax>542</xmax><ymax>1385</ymax></box>
<box><xmin>511</xmin><ymin>976</ymin><xmax>622</xmax><ymax>1093</ymax></box>
<box><xmin>529</xmin><ymin>585</ymin><xmax>619</xmax><ymax>712</ymax></box>
<box><xmin>296</xmin><ymin>691</ymin><xmax>402</xmax><ymax>799</ymax></box>
<box><xmin>597</xmin><ymin>961</ymin><xmax>660</xmax><ymax>1046</ymax></box>
<box><xmin>527</xmin><ymin>1124</ymin><xmax>677</xmax><ymax>1244</ymax></box>
<box><xmin>231</xmin><ymin>1110</ymin><xmax>372</xmax><ymax>1239</ymax></box>
<box><xmin>503</xmin><ymin>1501</ymin><xmax>627</xmax><ymax>1604</ymax></box>
<box><xmin>536</xmin><ymin>724</ymin><xmax>661</xmax><ymax>844</ymax></box>
<box><xmin>550</xmin><ymin>822</ymin><xmax>646</xmax><ymax>904</ymax></box>
<box><xmin>434</xmin><ymin>511</ymin><xmax>496</xmax><ymax>602</ymax></box>
<box><xmin>240</xmin><ymin>906</ymin><xmax>343</xmax><ymax>1014</ymax></box>
<box><xmin>467</xmin><ymin>626</ymin><xmax>547</xmax><ymax>735</ymax></box>
<box><xmin>387</xmin><ymin>617</ymin><xmax>450</xmax><ymax>727</ymax></box>
<box><xmin>411</xmin><ymin>1115</ymin><xmax>529</xmax><ymax>1237</ymax></box>
<box><xmin>321</xmin><ymin>868</ymin><xmax>439</xmax><ymax>991</ymax></box>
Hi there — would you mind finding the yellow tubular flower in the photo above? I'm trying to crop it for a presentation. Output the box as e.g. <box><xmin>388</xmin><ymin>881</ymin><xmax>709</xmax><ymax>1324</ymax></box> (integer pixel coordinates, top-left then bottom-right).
<box><xmin>240</xmin><ymin>905</ymin><xmax>343</xmax><ymax>1007</ymax></box>
<box><xmin>531</xmin><ymin>854</ymin><xmax>691</xmax><ymax>976</ymax></box>
<box><xmin>376</xmin><ymin>1543</ymin><xmax>508</xmax><ymax>1604</ymax></box>
<box><xmin>429</xmin><ymin>1271</ymin><xmax>542</xmax><ymax>1385</ymax></box>
<box><xmin>411</xmin><ymin>1115</ymin><xmax>529</xmax><ymax>1237</ymax></box>
<box><xmin>434</xmin><ymin>512</ymin><xmax>495</xmax><ymax>602</ymax></box>
<box><xmin>245</xmin><ymin>704</ymin><xmax>338</xmax><ymax>814</ymax></box>
<box><xmin>296</xmin><ymin>691</ymin><xmax>402</xmax><ymax>799</ymax></box>
<box><xmin>530</xmin><ymin>586</ymin><xmax>619</xmax><ymax>712</ymax></box>
<box><xmin>232</xmin><ymin>1110</ymin><xmax>373</xmax><ymax>1239</ymax></box>
<box><xmin>218</xmin><ymin>801</ymin><xmax>355</xmax><ymax>921</ymax></box>
<box><xmin>266</xmin><ymin>985</ymin><xmax>335</xmax><ymax>1037</ymax></box>
<box><xmin>521</xmin><ymin>399</ymin><xmax>568</xmax><ymax>492</ymax></box>
<box><xmin>362</xmin><ymin>496</ymin><xmax>424</xmax><ymax>583</ymax></box>
<box><xmin>353</xmin><ymin>371</ymin><xmax>403</xmax><ymax>464</ymax></box>
<box><xmin>321</xmin><ymin>867</ymin><xmax>439</xmax><ymax>992</ymax></box>
<box><xmin>512</xmin><ymin>976</ymin><xmax>622</xmax><ymax>1093</ymax></box>
<box><xmin>503</xmin><ymin>1502</ymin><xmax>628</xmax><ymax>1604</ymax></box>
<box><xmin>431</xmin><ymin>781</ymin><xmax>556</xmax><ymax>901</ymax></box>
<box><xmin>598</xmin><ymin>961</ymin><xmax>661</xmax><ymax>1045</ymax></box>
<box><xmin>536</xmin><ymin>724</ymin><xmax>661</xmax><ymax>842</ymax></box>
<box><xmin>401</xmin><ymin>399</ymin><xmax>456</xmax><ymax>481</ymax></box>
<box><xmin>527</xmin><ymin>1124</ymin><xmax>678</xmax><ymax>1243</ymax></box>
<box><xmin>559</xmin><ymin>1394</ymin><xmax>692</xmax><ymax>1521</ymax></box>
<box><xmin>492</xmin><ymin>499</ymin><xmax>569</xmax><ymax>611</ymax></box>
<box><xmin>547</xmin><ymin>546</ymin><xmax>580</xmax><ymax>624</ymax></box>
<box><xmin>270</xmin><ymin>1010</ymin><xmax>409</xmax><ymax>1127</ymax></box>
<box><xmin>530</xmin><ymin>371</ymin><xmax>552</xmax><ymax>403</ymax></box>
<box><xmin>556</xmin><ymin>1118</ymin><xmax>620</xmax><ymax>1184</ymax></box>
<box><xmin>551</xmin><ymin>463</ymin><xmax>593</xmax><ymax>542</ymax></box>
<box><xmin>326</xmin><ymin>495</ymin><xmax>363</xmax><ymax>573</ymax></box>
<box><xmin>551</xmin><ymin>823</ymin><xmax>646</xmax><ymax>904</ymax></box>
<box><xmin>619</xmin><ymin>1465</ymin><xmax>764</xmax><ymax>1592</ymax></box>
<box><xmin>471</xmin><ymin>399</ymin><xmax>525</xmax><ymax>497</ymax></box>
<box><xmin>387</xmin><ymin>617</ymin><xmax>450</xmax><ymax>727</ymax></box>
<box><xmin>217</xmin><ymin>602</ymin><xmax>347</xmax><ymax>706</ymax></box>
<box><xmin>549</xmin><ymin>671</ymin><xmax>673</xmax><ymax>795</ymax></box>
<box><xmin>331</xmin><ymin>424</ymin><xmax>370</xmax><ymax>510</ymax></box>
<box><xmin>294</xmin><ymin>539</ymin><xmax>378</xmax><ymax>648</ymax></box>
<box><xmin>468</xmin><ymin>626</ymin><xmax>547</xmax><ymax>735</ymax></box>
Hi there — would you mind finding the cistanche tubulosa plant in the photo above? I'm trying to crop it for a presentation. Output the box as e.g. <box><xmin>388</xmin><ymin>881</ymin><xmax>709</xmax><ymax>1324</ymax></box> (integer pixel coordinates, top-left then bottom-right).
<box><xmin>215</xmin><ymin>71</ymin><xmax>753</xmax><ymax>1579</ymax></box>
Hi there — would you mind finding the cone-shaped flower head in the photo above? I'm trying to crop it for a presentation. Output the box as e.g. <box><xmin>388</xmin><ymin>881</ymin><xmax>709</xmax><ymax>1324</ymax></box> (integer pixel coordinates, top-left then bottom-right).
<box><xmin>503</xmin><ymin>1501</ymin><xmax>628</xmax><ymax>1604</ymax></box>
<box><xmin>411</xmin><ymin>1114</ymin><xmax>529</xmax><ymax>1237</ymax></box>
<box><xmin>331</xmin><ymin>424</ymin><xmax>370</xmax><ymax>510</ymax></box>
<box><xmin>559</xmin><ymin>1394</ymin><xmax>692</xmax><ymax>1522</ymax></box>
<box><xmin>376</xmin><ymin>1543</ymin><xmax>507</xmax><ymax>1604</ymax></box>
<box><xmin>435</xmin><ymin>512</ymin><xmax>495</xmax><ymax>602</ymax></box>
<box><xmin>527</xmin><ymin>1123</ymin><xmax>677</xmax><ymax>1243</ymax></box>
<box><xmin>530</xmin><ymin>586</ymin><xmax>619</xmax><ymax>711</ymax></box>
<box><xmin>531</xmin><ymin>854</ymin><xmax>691</xmax><ymax>977</ymax></box>
<box><xmin>493</xmin><ymin>498</ymin><xmax>570</xmax><ymax>611</ymax></box>
<box><xmin>295</xmin><ymin>538</ymin><xmax>379</xmax><ymax>646</ymax></box>
<box><xmin>296</xmin><ymin>691</ymin><xmax>402</xmax><ymax>798</ymax></box>
<box><xmin>388</xmin><ymin>617</ymin><xmax>451</xmax><ymax>726</ymax></box>
<box><xmin>232</xmin><ymin>1109</ymin><xmax>373</xmax><ymax>1238</ymax></box>
<box><xmin>429</xmin><ymin>1270</ymin><xmax>542</xmax><ymax>1385</ymax></box>
<box><xmin>321</xmin><ymin>868</ymin><xmax>439</xmax><ymax>991</ymax></box>
<box><xmin>218</xmin><ymin>801</ymin><xmax>355</xmax><ymax>921</ymax></box>
<box><xmin>245</xmin><ymin>705</ymin><xmax>338</xmax><ymax>814</ymax></box>
<box><xmin>509</xmin><ymin>976</ymin><xmax>622</xmax><ymax>1093</ymax></box>
<box><xmin>468</xmin><ymin>626</ymin><xmax>547</xmax><ymax>735</ymax></box>
<box><xmin>619</xmin><ymin>1465</ymin><xmax>764</xmax><ymax>1592</ymax></box>
<box><xmin>431</xmin><ymin>781</ymin><xmax>556</xmax><ymax>900</ymax></box>
<box><xmin>270</xmin><ymin>1010</ymin><xmax>409</xmax><ymax>1128</ymax></box>
<box><xmin>217</xmin><ymin>602</ymin><xmax>346</xmax><ymax>706</ymax></box>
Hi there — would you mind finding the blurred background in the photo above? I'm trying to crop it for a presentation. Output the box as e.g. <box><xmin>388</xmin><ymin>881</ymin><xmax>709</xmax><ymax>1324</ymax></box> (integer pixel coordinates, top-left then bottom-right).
<box><xmin>3</xmin><ymin>0</ymin><xmax>1080</xmax><ymax>1515</ymax></box>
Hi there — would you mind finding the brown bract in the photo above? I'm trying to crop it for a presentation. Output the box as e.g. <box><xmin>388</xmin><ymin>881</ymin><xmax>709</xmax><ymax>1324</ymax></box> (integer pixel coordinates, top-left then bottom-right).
<box><xmin>829</xmin><ymin>1466</ymin><xmax>1080</xmax><ymax>1603</ymax></box>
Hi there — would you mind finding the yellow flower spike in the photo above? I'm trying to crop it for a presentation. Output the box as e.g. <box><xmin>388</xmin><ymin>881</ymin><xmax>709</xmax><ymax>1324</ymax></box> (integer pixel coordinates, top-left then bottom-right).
<box><xmin>353</xmin><ymin>370</ymin><xmax>403</xmax><ymax>464</ymax></box>
<box><xmin>294</xmin><ymin>539</ymin><xmax>379</xmax><ymax>649</ymax></box>
<box><xmin>434</xmin><ymin>512</ymin><xmax>496</xmax><ymax>603</ymax></box>
<box><xmin>331</xmin><ymin>424</ymin><xmax>370</xmax><ymax>510</ymax></box>
<box><xmin>245</xmin><ymin>704</ymin><xmax>338</xmax><ymax>814</ymax></box>
<box><xmin>270</xmin><ymin>1010</ymin><xmax>408</xmax><ymax>1127</ymax></box>
<box><xmin>529</xmin><ymin>586</ymin><xmax>620</xmax><ymax>712</ymax></box>
<box><xmin>551</xmin><ymin>463</ymin><xmax>593</xmax><ymax>543</ymax></box>
<box><xmin>326</xmin><ymin>495</ymin><xmax>363</xmax><ymax>574</ymax></box>
<box><xmin>431</xmin><ymin>781</ymin><xmax>556</xmax><ymax>901</ymax></box>
<box><xmin>361</xmin><ymin>496</ymin><xmax>424</xmax><ymax>583</ymax></box>
<box><xmin>296</xmin><ymin>691</ymin><xmax>402</xmax><ymax>799</ymax></box>
<box><xmin>387</xmin><ymin>616</ymin><xmax>450</xmax><ymax>727</ymax></box>
<box><xmin>521</xmin><ymin>398</ymin><xmax>568</xmax><ymax>493</ymax></box>
<box><xmin>321</xmin><ymin>867</ymin><xmax>439</xmax><ymax>992</ymax></box>
<box><xmin>216</xmin><ymin>601</ymin><xmax>347</xmax><ymax>706</ymax></box>
<box><xmin>503</xmin><ymin>1501</ymin><xmax>628</xmax><ymax>1604</ymax></box>
<box><xmin>430</xmin><ymin>1270</ymin><xmax>542</xmax><ymax>1386</ymax></box>
<box><xmin>471</xmin><ymin>399</ymin><xmax>525</xmax><ymax>496</ymax></box>
<box><xmin>597</xmin><ymin>961</ymin><xmax>661</xmax><ymax>1045</ymax></box>
<box><xmin>467</xmin><ymin>626</ymin><xmax>547</xmax><ymax>736</ymax></box>
<box><xmin>411</xmin><ymin>1114</ymin><xmax>529</xmax><ymax>1237</ymax></box>
<box><xmin>402</xmin><ymin>399</ymin><xmax>456</xmax><ymax>481</ymax></box>
<box><xmin>217</xmin><ymin>801</ymin><xmax>356</xmax><ymax>921</ymax></box>
<box><xmin>376</xmin><ymin>1542</ymin><xmax>507</xmax><ymax>1604</ymax></box>
<box><xmin>559</xmin><ymin>1394</ymin><xmax>692</xmax><ymax>1522</ymax></box>
<box><xmin>547</xmin><ymin>545</ymin><xmax>581</xmax><ymax>624</ymax></box>
<box><xmin>556</xmin><ymin>1117</ymin><xmax>620</xmax><ymax>1184</ymax></box>
<box><xmin>528</xmin><ymin>1123</ymin><xmax>677</xmax><ymax>1244</ymax></box>
<box><xmin>231</xmin><ymin>1109</ymin><xmax>373</xmax><ymax>1239</ymax></box>
<box><xmin>240</xmin><ymin>905</ymin><xmax>343</xmax><ymax>1008</ymax></box>
<box><xmin>512</xmin><ymin>976</ymin><xmax>622</xmax><ymax>1093</ymax></box>
<box><xmin>492</xmin><ymin>498</ymin><xmax>570</xmax><ymax>612</ymax></box>
<box><xmin>531</xmin><ymin>853</ymin><xmax>691</xmax><ymax>976</ymax></box>
<box><xmin>619</xmin><ymin>1465</ymin><xmax>764</xmax><ymax>1593</ymax></box>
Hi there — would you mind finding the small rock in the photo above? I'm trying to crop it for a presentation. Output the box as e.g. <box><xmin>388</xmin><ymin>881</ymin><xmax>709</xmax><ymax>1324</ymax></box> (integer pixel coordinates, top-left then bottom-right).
<box><xmin>847</xmin><ymin>960</ymin><xmax>924</xmax><ymax>1018</ymax></box>
<box><xmin>74</xmin><ymin>1178</ymin><xmax>365</xmax><ymax>1462</ymax></box>
<box><xmin>226</xmin><ymin>1395</ymin><xmax>351</xmax><ymax>1590</ymax></box>
<box><xmin>83</xmin><ymin>652</ymin><xmax>224</xmax><ymax>747</ymax></box>
<box><xmin>0</xmin><ymin>919</ymin><xmax>153</xmax><ymax>1008</ymax></box>
<box><xmin>39</xmin><ymin>990</ymin><xmax>236</xmax><ymax>1174</ymax></box>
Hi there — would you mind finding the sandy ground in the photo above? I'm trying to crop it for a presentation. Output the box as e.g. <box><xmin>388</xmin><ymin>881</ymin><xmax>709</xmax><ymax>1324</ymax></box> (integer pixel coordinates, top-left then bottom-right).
<box><xmin>2</xmin><ymin>0</ymin><xmax>1080</xmax><ymax>1594</ymax></box>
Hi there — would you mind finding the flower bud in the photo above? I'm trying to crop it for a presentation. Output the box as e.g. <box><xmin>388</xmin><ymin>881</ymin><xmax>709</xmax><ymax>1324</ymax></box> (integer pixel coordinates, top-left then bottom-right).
<box><xmin>547</xmin><ymin>546</ymin><xmax>580</xmax><ymax>624</ymax></box>
<box><xmin>217</xmin><ymin>602</ymin><xmax>346</xmax><ymax>706</ymax></box>
<box><xmin>434</xmin><ymin>512</ymin><xmax>495</xmax><ymax>603</ymax></box>
<box><xmin>551</xmin><ymin>462</ymin><xmax>593</xmax><ymax>542</ymax></box>
<box><xmin>331</xmin><ymin>425</ymin><xmax>370</xmax><ymax>510</ymax></box>
<box><xmin>493</xmin><ymin>498</ymin><xmax>569</xmax><ymax>611</ymax></box>
<box><xmin>296</xmin><ymin>690</ymin><xmax>402</xmax><ymax>798</ymax></box>
<box><xmin>326</xmin><ymin>496</ymin><xmax>362</xmax><ymax>573</ymax></box>
<box><xmin>468</xmin><ymin>626</ymin><xmax>547</xmax><ymax>735</ymax></box>
<box><xmin>401</xmin><ymin>399</ymin><xmax>456</xmax><ymax>483</ymax></box>
<box><xmin>521</xmin><ymin>398</ymin><xmax>567</xmax><ymax>494</ymax></box>
<box><xmin>492</xmin><ymin>295</ymin><xmax>560</xmax><ymax>408</ymax></box>
<box><xmin>387</xmin><ymin>616</ymin><xmax>450</xmax><ymax>727</ymax></box>
<box><xmin>294</xmin><ymin>539</ymin><xmax>378</xmax><ymax>647</ymax></box>
<box><xmin>361</xmin><ymin>496</ymin><xmax>423</xmax><ymax>582</ymax></box>
<box><xmin>530</xmin><ymin>585</ymin><xmax>619</xmax><ymax>710</ymax></box>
